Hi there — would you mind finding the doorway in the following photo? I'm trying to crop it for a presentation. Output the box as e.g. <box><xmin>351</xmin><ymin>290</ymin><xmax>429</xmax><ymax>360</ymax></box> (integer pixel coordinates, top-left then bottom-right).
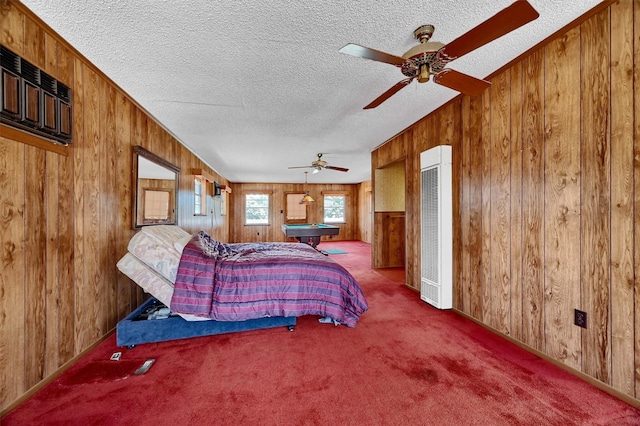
<box><xmin>372</xmin><ymin>159</ymin><xmax>406</xmax><ymax>269</ymax></box>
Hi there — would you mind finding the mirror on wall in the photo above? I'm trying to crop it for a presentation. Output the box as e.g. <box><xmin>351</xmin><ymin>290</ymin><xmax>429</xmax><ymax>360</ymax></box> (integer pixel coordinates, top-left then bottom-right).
<box><xmin>133</xmin><ymin>145</ymin><xmax>180</xmax><ymax>228</ymax></box>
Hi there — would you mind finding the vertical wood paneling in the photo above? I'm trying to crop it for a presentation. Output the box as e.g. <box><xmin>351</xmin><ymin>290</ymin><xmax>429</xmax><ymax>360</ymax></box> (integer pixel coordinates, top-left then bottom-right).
<box><xmin>102</xmin><ymin>81</ymin><xmax>118</xmax><ymax>330</ymax></box>
<box><xmin>609</xmin><ymin>0</ymin><xmax>634</xmax><ymax>396</ymax></box>
<box><xmin>0</xmin><ymin>137</ymin><xmax>26</xmax><ymax>408</ymax></box>
<box><xmin>489</xmin><ymin>71</ymin><xmax>511</xmax><ymax>334</ymax></box>
<box><xmin>465</xmin><ymin>94</ymin><xmax>485</xmax><ymax>320</ymax></box>
<box><xmin>57</xmin><ymin>137</ymin><xmax>75</xmax><ymax>367</ymax></box>
<box><xmin>72</xmin><ymin>57</ymin><xmax>85</xmax><ymax>357</ymax></box>
<box><xmin>377</xmin><ymin>142</ymin><xmax>393</xmax><ymax>168</ymax></box>
<box><xmin>133</xmin><ymin>107</ymin><xmax>147</xmax><ymax>148</ymax></box>
<box><xmin>521</xmin><ymin>49</ymin><xmax>545</xmax><ymax>351</ymax></box>
<box><xmin>57</xmin><ymin>43</ymin><xmax>73</xmax><ymax>87</ymax></box>
<box><xmin>357</xmin><ymin>180</ymin><xmax>372</xmax><ymax>243</ymax></box>
<box><xmin>24</xmin><ymin>145</ymin><xmax>46</xmax><ymax>389</ymax></box>
<box><xmin>509</xmin><ymin>61</ymin><xmax>523</xmax><ymax>341</ymax></box>
<box><xmin>0</xmin><ymin>4</ymin><xmax>234</xmax><ymax>412</ymax></box>
<box><xmin>379</xmin><ymin>212</ymin><xmax>405</xmax><ymax>267</ymax></box>
<box><xmin>580</xmin><ymin>10</ymin><xmax>611</xmax><ymax>383</ymax></box>
<box><xmin>634</xmin><ymin>0</ymin><xmax>640</xmax><ymax>401</ymax></box>
<box><xmin>23</xmin><ymin>15</ymin><xmax>44</xmax><ymax>67</ymax></box>
<box><xmin>176</xmin><ymin>146</ymin><xmax>188</xmax><ymax>250</ymax></box>
<box><xmin>53</xmin><ymin>33</ymin><xmax>76</xmax><ymax>368</ymax></box>
<box><xmin>42</xmin><ymin>32</ymin><xmax>60</xmax><ymax>376</ymax></box>
<box><xmin>460</xmin><ymin>97</ymin><xmax>472</xmax><ymax>314</ymax></box>
<box><xmin>371</xmin><ymin>0</ymin><xmax>638</xmax><ymax>403</ymax></box>
<box><xmin>0</xmin><ymin>1</ymin><xmax>24</xmax><ymax>53</ymax></box>
<box><xmin>98</xmin><ymin>79</ymin><xmax>109</xmax><ymax>334</ymax></box>
<box><xmin>81</xmin><ymin>67</ymin><xmax>102</xmax><ymax>348</ymax></box>
<box><xmin>116</xmin><ymin>92</ymin><xmax>133</xmax><ymax>320</ymax></box>
<box><xmin>405</xmin><ymin>131</ymin><xmax>419</xmax><ymax>288</ymax></box>
<box><xmin>44</xmin><ymin>150</ymin><xmax>60</xmax><ymax>376</ymax></box>
<box><xmin>44</xmin><ymin>33</ymin><xmax>56</xmax><ymax>77</ymax></box>
<box><xmin>147</xmin><ymin>120</ymin><xmax>160</xmax><ymax>157</ymax></box>
<box><xmin>451</xmin><ymin>101</ymin><xmax>463</xmax><ymax>310</ymax></box>
<box><xmin>543</xmin><ymin>28</ymin><xmax>582</xmax><ymax>369</ymax></box>
<box><xmin>481</xmin><ymin>89</ymin><xmax>492</xmax><ymax>324</ymax></box>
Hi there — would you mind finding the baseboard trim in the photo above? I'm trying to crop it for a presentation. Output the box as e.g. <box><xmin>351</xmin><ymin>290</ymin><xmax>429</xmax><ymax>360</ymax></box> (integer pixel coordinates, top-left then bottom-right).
<box><xmin>453</xmin><ymin>309</ymin><xmax>640</xmax><ymax>410</ymax></box>
<box><xmin>1</xmin><ymin>331</ymin><xmax>114</xmax><ymax>418</ymax></box>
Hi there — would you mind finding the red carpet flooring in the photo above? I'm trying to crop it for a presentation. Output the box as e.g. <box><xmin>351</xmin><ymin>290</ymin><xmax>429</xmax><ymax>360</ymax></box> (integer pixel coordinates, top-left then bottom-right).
<box><xmin>4</xmin><ymin>241</ymin><xmax>640</xmax><ymax>425</ymax></box>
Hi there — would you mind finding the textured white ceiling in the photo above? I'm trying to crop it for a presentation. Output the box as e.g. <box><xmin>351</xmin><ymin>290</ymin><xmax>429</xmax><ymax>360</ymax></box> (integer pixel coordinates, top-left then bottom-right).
<box><xmin>21</xmin><ymin>0</ymin><xmax>602</xmax><ymax>184</ymax></box>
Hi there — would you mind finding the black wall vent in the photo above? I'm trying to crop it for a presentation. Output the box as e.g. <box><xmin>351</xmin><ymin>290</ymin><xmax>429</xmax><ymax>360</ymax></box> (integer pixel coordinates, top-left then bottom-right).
<box><xmin>0</xmin><ymin>44</ymin><xmax>72</xmax><ymax>145</ymax></box>
<box><xmin>0</xmin><ymin>47</ymin><xmax>19</xmax><ymax>73</ymax></box>
<box><xmin>40</xmin><ymin>71</ymin><xmax>56</xmax><ymax>94</ymax></box>
<box><xmin>21</xmin><ymin>60</ymin><xmax>39</xmax><ymax>85</ymax></box>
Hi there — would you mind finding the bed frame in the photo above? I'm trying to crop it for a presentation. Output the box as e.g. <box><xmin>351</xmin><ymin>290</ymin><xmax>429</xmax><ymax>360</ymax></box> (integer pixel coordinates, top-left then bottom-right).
<box><xmin>117</xmin><ymin>297</ymin><xmax>297</xmax><ymax>348</ymax></box>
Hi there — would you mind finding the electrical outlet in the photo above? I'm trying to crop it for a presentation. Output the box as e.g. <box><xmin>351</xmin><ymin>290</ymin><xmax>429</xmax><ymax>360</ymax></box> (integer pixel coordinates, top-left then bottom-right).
<box><xmin>574</xmin><ymin>309</ymin><xmax>587</xmax><ymax>328</ymax></box>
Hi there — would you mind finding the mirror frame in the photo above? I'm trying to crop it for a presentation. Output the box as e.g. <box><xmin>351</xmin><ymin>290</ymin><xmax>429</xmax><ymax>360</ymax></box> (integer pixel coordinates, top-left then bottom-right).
<box><xmin>132</xmin><ymin>145</ymin><xmax>180</xmax><ymax>229</ymax></box>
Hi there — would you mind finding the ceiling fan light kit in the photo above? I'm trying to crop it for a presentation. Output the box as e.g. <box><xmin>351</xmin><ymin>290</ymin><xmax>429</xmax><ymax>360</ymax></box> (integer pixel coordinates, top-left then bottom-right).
<box><xmin>288</xmin><ymin>153</ymin><xmax>349</xmax><ymax>174</ymax></box>
<box><xmin>339</xmin><ymin>0</ymin><xmax>539</xmax><ymax>109</ymax></box>
<box><xmin>300</xmin><ymin>194</ymin><xmax>315</xmax><ymax>204</ymax></box>
<box><xmin>300</xmin><ymin>171</ymin><xmax>315</xmax><ymax>204</ymax></box>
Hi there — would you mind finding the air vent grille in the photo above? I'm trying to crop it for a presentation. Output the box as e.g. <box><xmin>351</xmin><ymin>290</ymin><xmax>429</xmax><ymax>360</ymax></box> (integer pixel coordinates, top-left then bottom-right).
<box><xmin>20</xmin><ymin>60</ymin><xmax>40</xmax><ymax>85</ymax></box>
<box><xmin>0</xmin><ymin>44</ymin><xmax>72</xmax><ymax>145</ymax></box>
<box><xmin>58</xmin><ymin>83</ymin><xmax>71</xmax><ymax>102</ymax></box>
<box><xmin>0</xmin><ymin>46</ymin><xmax>19</xmax><ymax>73</ymax></box>
<box><xmin>40</xmin><ymin>71</ymin><xmax>56</xmax><ymax>94</ymax></box>
<box><xmin>421</xmin><ymin>166</ymin><xmax>439</xmax><ymax>283</ymax></box>
<box><xmin>419</xmin><ymin>145</ymin><xmax>453</xmax><ymax>309</ymax></box>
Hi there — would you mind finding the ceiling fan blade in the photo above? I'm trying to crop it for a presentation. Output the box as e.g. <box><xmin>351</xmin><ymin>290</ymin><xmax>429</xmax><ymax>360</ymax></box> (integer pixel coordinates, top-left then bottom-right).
<box><xmin>288</xmin><ymin>166</ymin><xmax>312</xmax><ymax>169</ymax></box>
<box><xmin>433</xmin><ymin>69</ymin><xmax>490</xmax><ymax>96</ymax></box>
<box><xmin>438</xmin><ymin>0</ymin><xmax>539</xmax><ymax>61</ymax></box>
<box><xmin>364</xmin><ymin>78</ymin><xmax>414</xmax><ymax>109</ymax></box>
<box><xmin>325</xmin><ymin>165</ymin><xmax>349</xmax><ymax>172</ymax></box>
<box><xmin>339</xmin><ymin>43</ymin><xmax>405</xmax><ymax>66</ymax></box>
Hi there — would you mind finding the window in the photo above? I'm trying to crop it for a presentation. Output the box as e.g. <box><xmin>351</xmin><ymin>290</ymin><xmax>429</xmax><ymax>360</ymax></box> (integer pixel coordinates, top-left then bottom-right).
<box><xmin>143</xmin><ymin>190</ymin><xmax>170</xmax><ymax>221</ymax></box>
<box><xmin>245</xmin><ymin>193</ymin><xmax>270</xmax><ymax>225</ymax></box>
<box><xmin>324</xmin><ymin>194</ymin><xmax>346</xmax><ymax>223</ymax></box>
<box><xmin>194</xmin><ymin>177</ymin><xmax>207</xmax><ymax>215</ymax></box>
<box><xmin>285</xmin><ymin>193</ymin><xmax>307</xmax><ymax>223</ymax></box>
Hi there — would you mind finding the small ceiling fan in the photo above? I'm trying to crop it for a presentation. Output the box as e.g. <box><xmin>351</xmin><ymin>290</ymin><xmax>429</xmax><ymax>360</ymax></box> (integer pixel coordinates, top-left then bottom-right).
<box><xmin>339</xmin><ymin>0</ymin><xmax>539</xmax><ymax>109</ymax></box>
<box><xmin>288</xmin><ymin>153</ymin><xmax>349</xmax><ymax>174</ymax></box>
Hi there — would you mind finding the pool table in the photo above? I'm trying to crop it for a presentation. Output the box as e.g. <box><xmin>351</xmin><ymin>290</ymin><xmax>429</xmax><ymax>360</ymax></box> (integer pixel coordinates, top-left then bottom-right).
<box><xmin>281</xmin><ymin>223</ymin><xmax>340</xmax><ymax>248</ymax></box>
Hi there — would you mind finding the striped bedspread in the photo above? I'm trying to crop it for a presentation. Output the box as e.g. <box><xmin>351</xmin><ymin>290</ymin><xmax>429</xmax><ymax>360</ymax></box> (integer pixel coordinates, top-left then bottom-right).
<box><xmin>170</xmin><ymin>240</ymin><xmax>368</xmax><ymax>327</ymax></box>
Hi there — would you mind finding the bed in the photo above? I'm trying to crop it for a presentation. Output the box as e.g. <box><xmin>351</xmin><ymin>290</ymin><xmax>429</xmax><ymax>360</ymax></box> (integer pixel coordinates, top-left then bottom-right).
<box><xmin>116</xmin><ymin>225</ymin><xmax>368</xmax><ymax>347</ymax></box>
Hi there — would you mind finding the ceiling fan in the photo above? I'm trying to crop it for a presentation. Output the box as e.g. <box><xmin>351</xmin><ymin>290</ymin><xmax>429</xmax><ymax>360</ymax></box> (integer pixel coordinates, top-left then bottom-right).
<box><xmin>339</xmin><ymin>0</ymin><xmax>539</xmax><ymax>109</ymax></box>
<box><xmin>288</xmin><ymin>153</ymin><xmax>349</xmax><ymax>174</ymax></box>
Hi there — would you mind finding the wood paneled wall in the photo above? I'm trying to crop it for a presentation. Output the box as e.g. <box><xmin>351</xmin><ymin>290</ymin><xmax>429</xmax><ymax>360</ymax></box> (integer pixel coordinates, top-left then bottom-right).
<box><xmin>371</xmin><ymin>0</ymin><xmax>639</xmax><ymax>402</ymax></box>
<box><xmin>373</xmin><ymin>212</ymin><xmax>405</xmax><ymax>268</ymax></box>
<box><xmin>357</xmin><ymin>180</ymin><xmax>372</xmax><ymax>243</ymax></box>
<box><xmin>229</xmin><ymin>182</ymin><xmax>359</xmax><ymax>243</ymax></box>
<box><xmin>0</xmin><ymin>1</ymin><xmax>228</xmax><ymax>413</ymax></box>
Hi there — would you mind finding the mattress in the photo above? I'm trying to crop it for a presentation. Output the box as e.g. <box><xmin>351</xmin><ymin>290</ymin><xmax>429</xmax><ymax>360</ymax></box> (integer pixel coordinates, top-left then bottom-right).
<box><xmin>117</xmin><ymin>252</ymin><xmax>206</xmax><ymax>321</ymax></box>
<box><xmin>117</xmin><ymin>252</ymin><xmax>175</xmax><ymax>307</ymax></box>
<box><xmin>126</xmin><ymin>225</ymin><xmax>190</xmax><ymax>283</ymax></box>
<box><xmin>139</xmin><ymin>224</ymin><xmax>191</xmax><ymax>243</ymax></box>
